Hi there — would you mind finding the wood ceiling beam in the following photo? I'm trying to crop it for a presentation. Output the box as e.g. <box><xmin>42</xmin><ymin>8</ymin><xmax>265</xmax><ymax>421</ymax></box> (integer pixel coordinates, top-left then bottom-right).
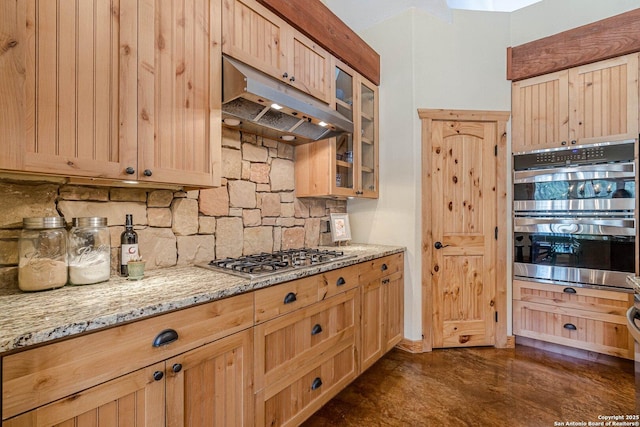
<box><xmin>507</xmin><ymin>8</ymin><xmax>640</xmax><ymax>81</ymax></box>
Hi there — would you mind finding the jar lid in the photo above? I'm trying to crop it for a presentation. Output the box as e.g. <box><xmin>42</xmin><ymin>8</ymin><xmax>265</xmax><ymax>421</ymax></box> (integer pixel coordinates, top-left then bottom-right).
<box><xmin>23</xmin><ymin>217</ymin><xmax>66</xmax><ymax>229</ymax></box>
<box><xmin>74</xmin><ymin>217</ymin><xmax>108</xmax><ymax>227</ymax></box>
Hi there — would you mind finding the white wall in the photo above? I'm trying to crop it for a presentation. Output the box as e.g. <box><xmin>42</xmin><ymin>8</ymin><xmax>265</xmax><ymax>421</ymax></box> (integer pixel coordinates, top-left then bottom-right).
<box><xmin>337</xmin><ymin>0</ymin><xmax>639</xmax><ymax>343</ymax></box>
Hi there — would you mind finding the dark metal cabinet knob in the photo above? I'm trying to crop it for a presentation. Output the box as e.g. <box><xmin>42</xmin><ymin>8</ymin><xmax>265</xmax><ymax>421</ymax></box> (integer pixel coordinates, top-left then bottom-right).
<box><xmin>172</xmin><ymin>363</ymin><xmax>182</xmax><ymax>373</ymax></box>
<box><xmin>125</xmin><ymin>167</ymin><xmax>135</xmax><ymax>175</ymax></box>
<box><xmin>283</xmin><ymin>292</ymin><xmax>297</xmax><ymax>304</ymax></box>
<box><xmin>282</xmin><ymin>72</ymin><xmax>288</xmax><ymax>79</ymax></box>
<box><xmin>311</xmin><ymin>324</ymin><xmax>323</xmax><ymax>336</ymax></box>
<box><xmin>289</xmin><ymin>75</ymin><xmax>295</xmax><ymax>82</ymax></box>
<box><xmin>153</xmin><ymin>371</ymin><xmax>164</xmax><ymax>381</ymax></box>
<box><xmin>143</xmin><ymin>169</ymin><xmax>153</xmax><ymax>177</ymax></box>
<box><xmin>311</xmin><ymin>377</ymin><xmax>323</xmax><ymax>390</ymax></box>
<box><xmin>561</xmin><ymin>141</ymin><xmax>567</xmax><ymax>146</ymax></box>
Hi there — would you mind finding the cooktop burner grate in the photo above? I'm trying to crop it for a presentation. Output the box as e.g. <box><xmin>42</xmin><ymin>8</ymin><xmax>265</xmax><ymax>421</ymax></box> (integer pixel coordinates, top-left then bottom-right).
<box><xmin>200</xmin><ymin>248</ymin><xmax>354</xmax><ymax>278</ymax></box>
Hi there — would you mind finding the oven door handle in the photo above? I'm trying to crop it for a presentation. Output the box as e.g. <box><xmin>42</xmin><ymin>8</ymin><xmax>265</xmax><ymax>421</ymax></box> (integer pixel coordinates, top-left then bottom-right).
<box><xmin>626</xmin><ymin>306</ymin><xmax>640</xmax><ymax>343</ymax></box>
<box><xmin>513</xmin><ymin>217</ymin><xmax>636</xmax><ymax>236</ymax></box>
<box><xmin>514</xmin><ymin>162</ymin><xmax>635</xmax><ymax>183</ymax></box>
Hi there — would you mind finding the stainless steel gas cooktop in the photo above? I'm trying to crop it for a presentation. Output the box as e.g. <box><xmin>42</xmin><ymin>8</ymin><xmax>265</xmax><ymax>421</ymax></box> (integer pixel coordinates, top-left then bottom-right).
<box><xmin>198</xmin><ymin>248</ymin><xmax>355</xmax><ymax>279</ymax></box>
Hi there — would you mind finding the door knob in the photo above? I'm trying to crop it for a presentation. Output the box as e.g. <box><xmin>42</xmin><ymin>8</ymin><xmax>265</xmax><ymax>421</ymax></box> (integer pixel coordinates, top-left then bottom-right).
<box><xmin>434</xmin><ymin>241</ymin><xmax>449</xmax><ymax>249</ymax></box>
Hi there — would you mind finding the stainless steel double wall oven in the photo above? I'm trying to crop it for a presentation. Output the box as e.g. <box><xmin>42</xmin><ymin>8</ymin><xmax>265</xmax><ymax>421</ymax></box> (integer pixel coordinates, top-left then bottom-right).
<box><xmin>513</xmin><ymin>139</ymin><xmax>637</xmax><ymax>291</ymax></box>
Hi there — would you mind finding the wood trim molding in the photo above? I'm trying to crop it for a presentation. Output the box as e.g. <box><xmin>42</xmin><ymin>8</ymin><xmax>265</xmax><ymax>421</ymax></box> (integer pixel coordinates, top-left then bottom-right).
<box><xmin>508</xmin><ymin>8</ymin><xmax>640</xmax><ymax>81</ymax></box>
<box><xmin>418</xmin><ymin>109</ymin><xmax>510</xmax><ymax>122</ymax></box>
<box><xmin>256</xmin><ymin>0</ymin><xmax>380</xmax><ymax>85</ymax></box>
<box><xmin>396</xmin><ymin>338</ymin><xmax>424</xmax><ymax>354</ymax></box>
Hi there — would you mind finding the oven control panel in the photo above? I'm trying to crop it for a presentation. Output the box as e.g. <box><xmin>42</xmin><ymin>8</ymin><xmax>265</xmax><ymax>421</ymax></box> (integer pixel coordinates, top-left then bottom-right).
<box><xmin>514</xmin><ymin>140</ymin><xmax>636</xmax><ymax>171</ymax></box>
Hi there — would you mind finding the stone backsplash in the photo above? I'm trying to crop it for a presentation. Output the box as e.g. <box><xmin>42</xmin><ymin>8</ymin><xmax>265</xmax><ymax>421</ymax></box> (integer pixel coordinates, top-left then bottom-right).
<box><xmin>0</xmin><ymin>129</ymin><xmax>346</xmax><ymax>287</ymax></box>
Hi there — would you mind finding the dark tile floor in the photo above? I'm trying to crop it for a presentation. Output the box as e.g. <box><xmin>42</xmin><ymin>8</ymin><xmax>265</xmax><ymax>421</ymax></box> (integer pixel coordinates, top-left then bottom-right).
<box><xmin>303</xmin><ymin>345</ymin><xmax>638</xmax><ymax>426</ymax></box>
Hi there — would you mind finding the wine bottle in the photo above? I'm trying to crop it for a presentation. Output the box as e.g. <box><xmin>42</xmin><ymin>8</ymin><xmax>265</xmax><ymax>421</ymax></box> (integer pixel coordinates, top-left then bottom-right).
<box><xmin>120</xmin><ymin>214</ymin><xmax>139</xmax><ymax>276</ymax></box>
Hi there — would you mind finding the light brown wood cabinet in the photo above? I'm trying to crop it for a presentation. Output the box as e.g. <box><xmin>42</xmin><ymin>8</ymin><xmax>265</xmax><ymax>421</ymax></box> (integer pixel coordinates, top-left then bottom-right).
<box><xmin>512</xmin><ymin>280</ymin><xmax>634</xmax><ymax>359</ymax></box>
<box><xmin>254</xmin><ymin>287</ymin><xmax>358</xmax><ymax>427</ymax></box>
<box><xmin>511</xmin><ymin>53</ymin><xmax>639</xmax><ymax>152</ymax></box>
<box><xmin>2</xmin><ymin>293</ymin><xmax>254</xmax><ymax>426</ymax></box>
<box><xmin>295</xmin><ymin>59</ymin><xmax>379</xmax><ymax>198</ymax></box>
<box><xmin>221</xmin><ymin>0</ymin><xmax>331</xmax><ymax>103</ymax></box>
<box><xmin>359</xmin><ymin>253</ymin><xmax>404</xmax><ymax>372</ymax></box>
<box><xmin>0</xmin><ymin>0</ymin><xmax>221</xmax><ymax>188</ymax></box>
<box><xmin>2</xmin><ymin>255</ymin><xmax>404</xmax><ymax>426</ymax></box>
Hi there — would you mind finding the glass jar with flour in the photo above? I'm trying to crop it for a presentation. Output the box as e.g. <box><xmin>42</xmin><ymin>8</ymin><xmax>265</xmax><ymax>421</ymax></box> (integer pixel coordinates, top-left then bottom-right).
<box><xmin>18</xmin><ymin>217</ymin><xmax>68</xmax><ymax>291</ymax></box>
<box><xmin>68</xmin><ymin>217</ymin><xmax>111</xmax><ymax>285</ymax></box>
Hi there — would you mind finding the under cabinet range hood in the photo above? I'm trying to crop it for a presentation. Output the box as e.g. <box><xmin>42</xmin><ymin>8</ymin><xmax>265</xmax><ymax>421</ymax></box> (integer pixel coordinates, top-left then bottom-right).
<box><xmin>222</xmin><ymin>55</ymin><xmax>353</xmax><ymax>144</ymax></box>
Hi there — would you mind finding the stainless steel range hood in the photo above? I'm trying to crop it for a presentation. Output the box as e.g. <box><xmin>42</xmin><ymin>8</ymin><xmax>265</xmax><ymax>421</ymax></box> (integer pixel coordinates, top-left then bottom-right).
<box><xmin>222</xmin><ymin>55</ymin><xmax>353</xmax><ymax>144</ymax></box>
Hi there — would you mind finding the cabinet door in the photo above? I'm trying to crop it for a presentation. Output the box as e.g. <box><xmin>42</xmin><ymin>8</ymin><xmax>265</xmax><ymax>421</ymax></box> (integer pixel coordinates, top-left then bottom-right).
<box><xmin>221</xmin><ymin>0</ymin><xmax>287</xmax><ymax>80</ymax></box>
<box><xmin>356</xmin><ymin>77</ymin><xmax>379</xmax><ymax>197</ymax></box>
<box><xmin>286</xmin><ymin>29</ymin><xmax>331</xmax><ymax>103</ymax></box>
<box><xmin>511</xmin><ymin>70</ymin><xmax>570</xmax><ymax>152</ymax></box>
<box><xmin>360</xmin><ymin>278</ymin><xmax>383</xmax><ymax>372</ymax></box>
<box><xmin>3</xmin><ymin>363</ymin><xmax>165</xmax><ymax>427</ymax></box>
<box><xmin>384</xmin><ymin>271</ymin><xmax>404</xmax><ymax>352</ymax></box>
<box><xmin>165</xmin><ymin>329</ymin><xmax>253</xmax><ymax>427</ymax></box>
<box><xmin>138</xmin><ymin>0</ymin><xmax>221</xmax><ymax>187</ymax></box>
<box><xmin>0</xmin><ymin>0</ymin><xmax>138</xmax><ymax>178</ymax></box>
<box><xmin>569</xmin><ymin>53</ymin><xmax>639</xmax><ymax>145</ymax></box>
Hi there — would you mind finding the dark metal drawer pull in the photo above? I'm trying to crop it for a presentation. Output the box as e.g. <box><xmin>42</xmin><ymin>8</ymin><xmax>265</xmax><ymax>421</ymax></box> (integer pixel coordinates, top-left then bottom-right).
<box><xmin>311</xmin><ymin>377</ymin><xmax>323</xmax><ymax>391</ymax></box>
<box><xmin>284</xmin><ymin>292</ymin><xmax>297</xmax><ymax>304</ymax></box>
<box><xmin>153</xmin><ymin>329</ymin><xmax>179</xmax><ymax>347</ymax></box>
<box><xmin>382</xmin><ymin>278</ymin><xmax>390</xmax><ymax>285</ymax></box>
<box><xmin>563</xmin><ymin>287</ymin><xmax>577</xmax><ymax>294</ymax></box>
<box><xmin>311</xmin><ymin>324</ymin><xmax>323</xmax><ymax>336</ymax></box>
<box><xmin>336</xmin><ymin>277</ymin><xmax>346</xmax><ymax>286</ymax></box>
<box><xmin>563</xmin><ymin>323</ymin><xmax>577</xmax><ymax>331</ymax></box>
<box><xmin>381</xmin><ymin>263</ymin><xmax>388</xmax><ymax>271</ymax></box>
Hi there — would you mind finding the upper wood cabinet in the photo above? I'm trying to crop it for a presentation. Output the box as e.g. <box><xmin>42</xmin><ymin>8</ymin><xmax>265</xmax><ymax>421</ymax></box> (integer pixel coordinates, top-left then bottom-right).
<box><xmin>296</xmin><ymin>59</ymin><xmax>379</xmax><ymax>198</ymax></box>
<box><xmin>512</xmin><ymin>53</ymin><xmax>639</xmax><ymax>152</ymax></box>
<box><xmin>221</xmin><ymin>0</ymin><xmax>331</xmax><ymax>103</ymax></box>
<box><xmin>0</xmin><ymin>0</ymin><xmax>221</xmax><ymax>188</ymax></box>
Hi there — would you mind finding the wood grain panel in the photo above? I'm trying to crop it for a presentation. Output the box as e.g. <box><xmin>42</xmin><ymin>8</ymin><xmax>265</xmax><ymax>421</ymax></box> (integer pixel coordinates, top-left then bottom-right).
<box><xmin>508</xmin><ymin>8</ymin><xmax>640</xmax><ymax>81</ymax></box>
<box><xmin>0</xmin><ymin>0</ymin><xmax>25</xmax><ymax>170</ymax></box>
<box><xmin>256</xmin><ymin>0</ymin><xmax>380</xmax><ymax>85</ymax></box>
<box><xmin>511</xmin><ymin>71</ymin><xmax>569</xmax><ymax>152</ymax></box>
<box><xmin>138</xmin><ymin>0</ymin><xmax>219</xmax><ymax>186</ymax></box>
<box><xmin>3</xmin><ymin>363</ymin><xmax>165</xmax><ymax>427</ymax></box>
<box><xmin>569</xmin><ymin>54</ymin><xmax>639</xmax><ymax>143</ymax></box>
<box><xmin>166</xmin><ymin>329</ymin><xmax>253</xmax><ymax>427</ymax></box>
<box><xmin>289</xmin><ymin>30</ymin><xmax>330</xmax><ymax>102</ymax></box>
<box><xmin>513</xmin><ymin>300</ymin><xmax>633</xmax><ymax>359</ymax></box>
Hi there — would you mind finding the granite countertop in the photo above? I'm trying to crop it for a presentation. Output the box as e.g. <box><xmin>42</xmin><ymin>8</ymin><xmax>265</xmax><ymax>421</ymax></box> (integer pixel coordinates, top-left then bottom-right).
<box><xmin>626</xmin><ymin>275</ymin><xmax>640</xmax><ymax>294</ymax></box>
<box><xmin>0</xmin><ymin>244</ymin><xmax>404</xmax><ymax>354</ymax></box>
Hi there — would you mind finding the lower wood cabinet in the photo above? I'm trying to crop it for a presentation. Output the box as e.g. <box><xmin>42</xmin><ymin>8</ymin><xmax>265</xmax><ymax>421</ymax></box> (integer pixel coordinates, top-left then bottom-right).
<box><xmin>513</xmin><ymin>280</ymin><xmax>634</xmax><ymax>359</ymax></box>
<box><xmin>2</xmin><ymin>254</ymin><xmax>405</xmax><ymax>426</ymax></box>
<box><xmin>2</xmin><ymin>294</ymin><xmax>254</xmax><ymax>426</ymax></box>
<box><xmin>359</xmin><ymin>253</ymin><xmax>405</xmax><ymax>372</ymax></box>
<box><xmin>254</xmin><ymin>286</ymin><xmax>358</xmax><ymax>427</ymax></box>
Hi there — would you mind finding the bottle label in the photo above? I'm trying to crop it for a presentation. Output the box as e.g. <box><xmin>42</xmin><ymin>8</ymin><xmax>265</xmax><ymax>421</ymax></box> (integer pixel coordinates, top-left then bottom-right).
<box><xmin>121</xmin><ymin>244</ymin><xmax>139</xmax><ymax>265</ymax></box>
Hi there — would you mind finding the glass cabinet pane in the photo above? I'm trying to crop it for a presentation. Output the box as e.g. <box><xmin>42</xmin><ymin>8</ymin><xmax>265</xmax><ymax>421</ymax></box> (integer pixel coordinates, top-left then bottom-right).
<box><xmin>360</xmin><ymin>82</ymin><xmax>376</xmax><ymax>193</ymax></box>
<box><xmin>335</xmin><ymin>67</ymin><xmax>354</xmax><ymax>121</ymax></box>
<box><xmin>335</xmin><ymin>65</ymin><xmax>355</xmax><ymax>192</ymax></box>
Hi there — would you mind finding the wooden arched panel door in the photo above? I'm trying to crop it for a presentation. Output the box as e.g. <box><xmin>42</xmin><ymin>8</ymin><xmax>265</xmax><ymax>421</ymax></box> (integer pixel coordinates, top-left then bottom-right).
<box><xmin>419</xmin><ymin>110</ymin><xmax>509</xmax><ymax>350</ymax></box>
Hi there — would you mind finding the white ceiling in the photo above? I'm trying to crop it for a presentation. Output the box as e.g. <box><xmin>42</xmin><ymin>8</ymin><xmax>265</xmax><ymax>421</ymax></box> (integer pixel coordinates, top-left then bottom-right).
<box><xmin>322</xmin><ymin>0</ymin><xmax>541</xmax><ymax>32</ymax></box>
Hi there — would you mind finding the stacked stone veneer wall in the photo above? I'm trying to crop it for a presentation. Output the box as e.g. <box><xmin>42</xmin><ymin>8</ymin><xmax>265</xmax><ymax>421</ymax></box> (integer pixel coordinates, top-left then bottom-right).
<box><xmin>0</xmin><ymin>129</ymin><xmax>346</xmax><ymax>287</ymax></box>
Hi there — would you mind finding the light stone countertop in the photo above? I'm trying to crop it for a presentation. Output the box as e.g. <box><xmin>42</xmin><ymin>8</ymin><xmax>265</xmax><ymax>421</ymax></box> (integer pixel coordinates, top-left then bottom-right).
<box><xmin>0</xmin><ymin>244</ymin><xmax>404</xmax><ymax>354</ymax></box>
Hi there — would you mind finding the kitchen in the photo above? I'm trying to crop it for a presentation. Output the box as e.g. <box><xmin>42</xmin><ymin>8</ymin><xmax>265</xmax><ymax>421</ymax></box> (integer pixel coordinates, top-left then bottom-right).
<box><xmin>1</xmin><ymin>0</ymin><xmax>639</xmax><ymax>425</ymax></box>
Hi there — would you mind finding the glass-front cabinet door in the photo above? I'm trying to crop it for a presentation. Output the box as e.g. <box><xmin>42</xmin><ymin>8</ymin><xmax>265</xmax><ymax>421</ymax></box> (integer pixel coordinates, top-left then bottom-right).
<box><xmin>357</xmin><ymin>78</ymin><xmax>378</xmax><ymax>197</ymax></box>
<box><xmin>334</xmin><ymin>64</ymin><xmax>356</xmax><ymax>196</ymax></box>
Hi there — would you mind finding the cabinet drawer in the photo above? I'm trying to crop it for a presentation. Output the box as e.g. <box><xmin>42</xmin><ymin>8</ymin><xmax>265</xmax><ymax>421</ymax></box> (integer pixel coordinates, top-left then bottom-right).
<box><xmin>2</xmin><ymin>293</ymin><xmax>254</xmax><ymax>420</ymax></box>
<box><xmin>257</xmin><ymin>340</ymin><xmax>357</xmax><ymax>427</ymax></box>
<box><xmin>513</xmin><ymin>300</ymin><xmax>633</xmax><ymax>360</ymax></box>
<box><xmin>254</xmin><ymin>276</ymin><xmax>319</xmax><ymax>324</ymax></box>
<box><xmin>358</xmin><ymin>253</ymin><xmax>403</xmax><ymax>284</ymax></box>
<box><xmin>254</xmin><ymin>289</ymin><xmax>357</xmax><ymax>393</ymax></box>
<box><xmin>513</xmin><ymin>280</ymin><xmax>632</xmax><ymax>316</ymax></box>
<box><xmin>318</xmin><ymin>265</ymin><xmax>359</xmax><ymax>300</ymax></box>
